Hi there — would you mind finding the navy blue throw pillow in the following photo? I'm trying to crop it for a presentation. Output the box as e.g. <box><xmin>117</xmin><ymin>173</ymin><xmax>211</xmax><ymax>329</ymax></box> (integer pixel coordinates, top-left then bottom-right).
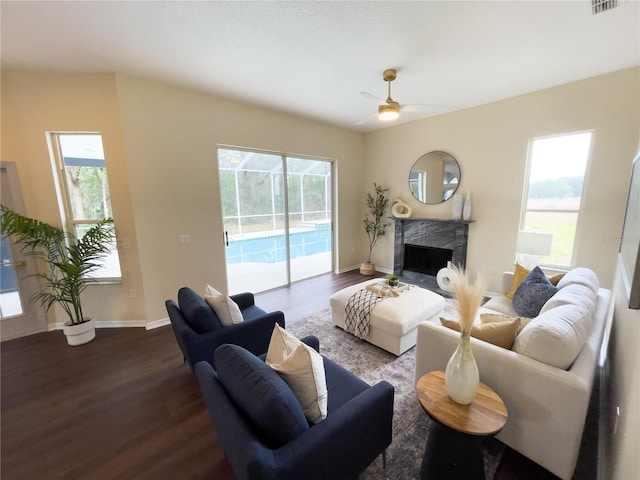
<box><xmin>215</xmin><ymin>344</ymin><xmax>309</xmax><ymax>448</ymax></box>
<box><xmin>512</xmin><ymin>266</ymin><xmax>558</xmax><ymax>318</ymax></box>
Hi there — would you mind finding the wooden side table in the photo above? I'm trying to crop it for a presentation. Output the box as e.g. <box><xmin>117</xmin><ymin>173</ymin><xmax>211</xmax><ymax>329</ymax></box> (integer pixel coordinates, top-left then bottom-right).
<box><xmin>416</xmin><ymin>370</ymin><xmax>508</xmax><ymax>479</ymax></box>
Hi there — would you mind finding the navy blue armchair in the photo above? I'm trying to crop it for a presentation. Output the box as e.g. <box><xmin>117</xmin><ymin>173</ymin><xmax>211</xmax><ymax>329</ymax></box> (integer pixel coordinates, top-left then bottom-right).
<box><xmin>195</xmin><ymin>338</ymin><xmax>395</xmax><ymax>480</ymax></box>
<box><xmin>165</xmin><ymin>287</ymin><xmax>285</xmax><ymax>371</ymax></box>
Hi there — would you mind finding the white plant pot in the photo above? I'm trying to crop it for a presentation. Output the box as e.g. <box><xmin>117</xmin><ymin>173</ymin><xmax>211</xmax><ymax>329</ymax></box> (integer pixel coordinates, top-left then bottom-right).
<box><xmin>63</xmin><ymin>318</ymin><xmax>96</xmax><ymax>346</ymax></box>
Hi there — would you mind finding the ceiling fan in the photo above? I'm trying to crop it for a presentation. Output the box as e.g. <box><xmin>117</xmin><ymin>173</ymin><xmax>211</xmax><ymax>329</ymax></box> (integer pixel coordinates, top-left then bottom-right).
<box><xmin>358</xmin><ymin>68</ymin><xmax>442</xmax><ymax>125</ymax></box>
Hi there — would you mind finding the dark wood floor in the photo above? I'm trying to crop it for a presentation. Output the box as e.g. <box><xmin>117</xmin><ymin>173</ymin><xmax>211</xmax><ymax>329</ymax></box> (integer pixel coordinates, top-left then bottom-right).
<box><xmin>1</xmin><ymin>270</ymin><xmax>591</xmax><ymax>479</ymax></box>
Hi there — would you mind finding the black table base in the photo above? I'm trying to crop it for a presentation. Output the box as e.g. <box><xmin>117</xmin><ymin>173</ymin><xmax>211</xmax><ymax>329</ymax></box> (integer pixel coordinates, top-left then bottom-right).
<box><xmin>420</xmin><ymin>419</ymin><xmax>487</xmax><ymax>480</ymax></box>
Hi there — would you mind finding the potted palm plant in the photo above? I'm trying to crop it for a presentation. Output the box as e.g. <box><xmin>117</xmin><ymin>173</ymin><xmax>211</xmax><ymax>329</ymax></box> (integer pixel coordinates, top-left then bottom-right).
<box><xmin>0</xmin><ymin>205</ymin><xmax>116</xmax><ymax>346</ymax></box>
<box><xmin>361</xmin><ymin>183</ymin><xmax>390</xmax><ymax>276</ymax></box>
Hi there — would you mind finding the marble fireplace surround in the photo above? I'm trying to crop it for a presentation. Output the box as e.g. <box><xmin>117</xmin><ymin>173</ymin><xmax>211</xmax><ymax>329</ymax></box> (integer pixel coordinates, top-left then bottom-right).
<box><xmin>393</xmin><ymin>217</ymin><xmax>474</xmax><ymax>293</ymax></box>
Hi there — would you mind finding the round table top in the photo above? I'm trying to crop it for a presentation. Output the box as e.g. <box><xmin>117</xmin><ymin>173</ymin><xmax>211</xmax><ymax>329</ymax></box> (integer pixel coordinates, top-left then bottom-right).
<box><xmin>416</xmin><ymin>370</ymin><xmax>508</xmax><ymax>436</ymax></box>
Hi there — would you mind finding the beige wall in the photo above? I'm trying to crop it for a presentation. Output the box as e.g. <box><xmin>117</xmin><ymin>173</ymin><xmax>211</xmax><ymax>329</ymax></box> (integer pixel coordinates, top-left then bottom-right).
<box><xmin>1</xmin><ymin>72</ymin><xmax>146</xmax><ymax>325</ymax></box>
<box><xmin>2</xmin><ymin>68</ymin><xmax>638</xmax><ymax>317</ymax></box>
<box><xmin>1</xmin><ymin>72</ymin><xmax>366</xmax><ymax>326</ymax></box>
<box><xmin>114</xmin><ymin>75</ymin><xmax>365</xmax><ymax>322</ymax></box>
<box><xmin>608</xmin><ymin>264</ymin><xmax>640</xmax><ymax>480</ymax></box>
<box><xmin>363</xmin><ymin>67</ymin><xmax>640</xmax><ymax>294</ymax></box>
<box><xmin>604</xmin><ymin>131</ymin><xmax>640</xmax><ymax>479</ymax></box>
<box><xmin>2</xmin><ymin>66</ymin><xmax>639</xmax><ymax>477</ymax></box>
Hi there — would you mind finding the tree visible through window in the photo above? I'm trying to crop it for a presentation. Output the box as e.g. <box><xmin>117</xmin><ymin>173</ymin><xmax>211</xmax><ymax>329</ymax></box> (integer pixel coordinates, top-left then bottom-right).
<box><xmin>521</xmin><ymin>132</ymin><xmax>592</xmax><ymax>267</ymax></box>
<box><xmin>50</xmin><ymin>133</ymin><xmax>121</xmax><ymax>279</ymax></box>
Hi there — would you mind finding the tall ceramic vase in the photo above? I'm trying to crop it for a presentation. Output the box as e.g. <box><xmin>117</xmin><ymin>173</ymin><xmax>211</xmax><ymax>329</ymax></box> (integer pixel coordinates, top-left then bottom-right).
<box><xmin>451</xmin><ymin>193</ymin><xmax>463</xmax><ymax>220</ymax></box>
<box><xmin>463</xmin><ymin>191</ymin><xmax>472</xmax><ymax>221</ymax></box>
<box><xmin>445</xmin><ymin>330</ymin><xmax>479</xmax><ymax>405</ymax></box>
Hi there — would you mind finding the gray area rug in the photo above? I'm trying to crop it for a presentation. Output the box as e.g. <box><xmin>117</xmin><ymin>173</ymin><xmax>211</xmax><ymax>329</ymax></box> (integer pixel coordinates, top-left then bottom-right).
<box><xmin>287</xmin><ymin>303</ymin><xmax>504</xmax><ymax>480</ymax></box>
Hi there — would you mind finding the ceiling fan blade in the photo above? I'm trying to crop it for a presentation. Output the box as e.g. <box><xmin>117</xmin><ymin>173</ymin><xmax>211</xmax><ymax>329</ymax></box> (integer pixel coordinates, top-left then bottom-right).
<box><xmin>355</xmin><ymin>113</ymin><xmax>378</xmax><ymax>126</ymax></box>
<box><xmin>400</xmin><ymin>103</ymin><xmax>446</xmax><ymax>113</ymax></box>
<box><xmin>360</xmin><ymin>91</ymin><xmax>385</xmax><ymax>103</ymax></box>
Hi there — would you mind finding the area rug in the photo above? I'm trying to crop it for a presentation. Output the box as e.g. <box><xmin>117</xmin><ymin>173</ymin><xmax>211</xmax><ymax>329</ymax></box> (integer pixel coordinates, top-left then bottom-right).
<box><xmin>287</xmin><ymin>303</ymin><xmax>504</xmax><ymax>480</ymax></box>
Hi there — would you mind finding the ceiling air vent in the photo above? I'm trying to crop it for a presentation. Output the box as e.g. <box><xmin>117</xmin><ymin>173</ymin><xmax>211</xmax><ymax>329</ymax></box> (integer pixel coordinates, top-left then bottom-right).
<box><xmin>592</xmin><ymin>0</ymin><xmax>618</xmax><ymax>14</ymax></box>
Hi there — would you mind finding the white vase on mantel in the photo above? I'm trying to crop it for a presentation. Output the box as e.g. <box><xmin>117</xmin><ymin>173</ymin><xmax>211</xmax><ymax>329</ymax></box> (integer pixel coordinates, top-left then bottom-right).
<box><xmin>462</xmin><ymin>191</ymin><xmax>472</xmax><ymax>221</ymax></box>
<box><xmin>451</xmin><ymin>193</ymin><xmax>463</xmax><ymax>220</ymax></box>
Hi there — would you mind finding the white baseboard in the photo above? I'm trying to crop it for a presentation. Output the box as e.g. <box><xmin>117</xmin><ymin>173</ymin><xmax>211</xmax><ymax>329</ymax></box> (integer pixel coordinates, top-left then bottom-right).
<box><xmin>336</xmin><ymin>264</ymin><xmax>360</xmax><ymax>274</ymax></box>
<box><xmin>146</xmin><ymin>317</ymin><xmax>170</xmax><ymax>330</ymax></box>
<box><xmin>49</xmin><ymin>319</ymin><xmax>148</xmax><ymax>330</ymax></box>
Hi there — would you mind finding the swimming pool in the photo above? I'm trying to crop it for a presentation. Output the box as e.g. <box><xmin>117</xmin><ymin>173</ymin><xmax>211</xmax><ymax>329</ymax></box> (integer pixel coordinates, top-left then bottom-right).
<box><xmin>225</xmin><ymin>224</ymin><xmax>331</xmax><ymax>264</ymax></box>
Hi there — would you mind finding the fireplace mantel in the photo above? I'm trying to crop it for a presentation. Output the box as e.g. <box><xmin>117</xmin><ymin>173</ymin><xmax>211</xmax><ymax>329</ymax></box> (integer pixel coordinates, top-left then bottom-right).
<box><xmin>392</xmin><ymin>217</ymin><xmax>474</xmax><ymax>292</ymax></box>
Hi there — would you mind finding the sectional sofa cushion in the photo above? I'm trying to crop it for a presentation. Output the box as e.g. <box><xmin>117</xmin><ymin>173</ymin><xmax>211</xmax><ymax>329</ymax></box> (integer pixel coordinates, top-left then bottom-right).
<box><xmin>513</xmin><ymin>304</ymin><xmax>592</xmax><ymax>369</ymax></box>
<box><xmin>178</xmin><ymin>287</ymin><xmax>223</xmax><ymax>333</ymax></box>
<box><xmin>266</xmin><ymin>325</ymin><xmax>328</xmax><ymax>424</ymax></box>
<box><xmin>512</xmin><ymin>266</ymin><xmax>558</xmax><ymax>318</ymax></box>
<box><xmin>215</xmin><ymin>343</ymin><xmax>309</xmax><ymax>448</ymax></box>
<box><xmin>556</xmin><ymin>267</ymin><xmax>599</xmax><ymax>294</ymax></box>
<box><xmin>539</xmin><ymin>283</ymin><xmax>596</xmax><ymax>315</ymax></box>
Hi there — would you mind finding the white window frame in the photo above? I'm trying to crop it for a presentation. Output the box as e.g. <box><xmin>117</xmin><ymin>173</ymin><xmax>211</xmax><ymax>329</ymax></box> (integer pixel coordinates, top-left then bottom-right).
<box><xmin>519</xmin><ymin>131</ymin><xmax>593</xmax><ymax>269</ymax></box>
<box><xmin>47</xmin><ymin>132</ymin><xmax>121</xmax><ymax>282</ymax></box>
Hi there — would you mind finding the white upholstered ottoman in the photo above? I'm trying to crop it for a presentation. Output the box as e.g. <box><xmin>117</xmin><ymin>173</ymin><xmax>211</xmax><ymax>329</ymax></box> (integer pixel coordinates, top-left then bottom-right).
<box><xmin>330</xmin><ymin>279</ymin><xmax>445</xmax><ymax>355</ymax></box>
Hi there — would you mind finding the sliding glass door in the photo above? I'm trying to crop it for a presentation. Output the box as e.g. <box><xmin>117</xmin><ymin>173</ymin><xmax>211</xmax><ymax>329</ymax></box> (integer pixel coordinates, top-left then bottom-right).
<box><xmin>218</xmin><ymin>149</ymin><xmax>333</xmax><ymax>294</ymax></box>
<box><xmin>286</xmin><ymin>157</ymin><xmax>332</xmax><ymax>283</ymax></box>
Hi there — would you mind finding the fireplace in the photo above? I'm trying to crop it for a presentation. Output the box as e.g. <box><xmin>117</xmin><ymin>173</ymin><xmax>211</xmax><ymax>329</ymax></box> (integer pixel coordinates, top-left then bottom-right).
<box><xmin>393</xmin><ymin>217</ymin><xmax>473</xmax><ymax>293</ymax></box>
<box><xmin>403</xmin><ymin>244</ymin><xmax>453</xmax><ymax>276</ymax></box>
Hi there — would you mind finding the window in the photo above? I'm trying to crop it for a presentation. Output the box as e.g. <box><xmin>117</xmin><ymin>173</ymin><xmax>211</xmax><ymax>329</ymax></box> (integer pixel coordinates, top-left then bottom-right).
<box><xmin>48</xmin><ymin>133</ymin><xmax>121</xmax><ymax>279</ymax></box>
<box><xmin>521</xmin><ymin>131</ymin><xmax>592</xmax><ymax>267</ymax></box>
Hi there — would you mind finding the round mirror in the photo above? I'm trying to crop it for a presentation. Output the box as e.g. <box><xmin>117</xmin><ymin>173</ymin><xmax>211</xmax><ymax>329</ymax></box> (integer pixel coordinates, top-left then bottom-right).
<box><xmin>408</xmin><ymin>151</ymin><xmax>461</xmax><ymax>204</ymax></box>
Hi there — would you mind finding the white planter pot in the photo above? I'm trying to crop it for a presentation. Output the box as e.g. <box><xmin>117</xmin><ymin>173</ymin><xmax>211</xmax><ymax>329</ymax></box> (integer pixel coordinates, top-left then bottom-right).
<box><xmin>63</xmin><ymin>318</ymin><xmax>96</xmax><ymax>346</ymax></box>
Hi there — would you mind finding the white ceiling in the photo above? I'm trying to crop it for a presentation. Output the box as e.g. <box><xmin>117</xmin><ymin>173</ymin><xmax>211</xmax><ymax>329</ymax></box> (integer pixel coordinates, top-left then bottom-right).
<box><xmin>2</xmin><ymin>1</ymin><xmax>639</xmax><ymax>132</ymax></box>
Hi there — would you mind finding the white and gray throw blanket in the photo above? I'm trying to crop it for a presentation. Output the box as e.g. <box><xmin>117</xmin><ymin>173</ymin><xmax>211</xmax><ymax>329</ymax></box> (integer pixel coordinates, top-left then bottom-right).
<box><xmin>344</xmin><ymin>288</ymin><xmax>383</xmax><ymax>338</ymax></box>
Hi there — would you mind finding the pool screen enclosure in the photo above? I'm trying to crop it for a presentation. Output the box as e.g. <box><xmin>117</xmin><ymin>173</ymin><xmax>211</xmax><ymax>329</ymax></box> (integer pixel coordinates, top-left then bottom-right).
<box><xmin>218</xmin><ymin>148</ymin><xmax>333</xmax><ymax>294</ymax></box>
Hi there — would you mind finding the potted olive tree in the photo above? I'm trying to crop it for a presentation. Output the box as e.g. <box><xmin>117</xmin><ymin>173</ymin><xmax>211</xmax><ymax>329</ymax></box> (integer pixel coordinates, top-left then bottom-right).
<box><xmin>0</xmin><ymin>205</ymin><xmax>116</xmax><ymax>346</ymax></box>
<box><xmin>361</xmin><ymin>183</ymin><xmax>390</xmax><ymax>276</ymax></box>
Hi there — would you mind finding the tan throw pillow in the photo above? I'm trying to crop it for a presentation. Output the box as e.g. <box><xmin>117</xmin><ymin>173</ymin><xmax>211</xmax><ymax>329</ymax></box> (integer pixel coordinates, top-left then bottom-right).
<box><xmin>266</xmin><ymin>324</ymin><xmax>328</xmax><ymax>424</ymax></box>
<box><xmin>440</xmin><ymin>317</ymin><xmax>521</xmax><ymax>349</ymax></box>
<box><xmin>547</xmin><ymin>273</ymin><xmax>565</xmax><ymax>286</ymax></box>
<box><xmin>480</xmin><ymin>313</ymin><xmax>532</xmax><ymax>334</ymax></box>
<box><xmin>205</xmin><ymin>294</ymin><xmax>244</xmax><ymax>327</ymax></box>
<box><xmin>506</xmin><ymin>263</ymin><xmax>530</xmax><ymax>299</ymax></box>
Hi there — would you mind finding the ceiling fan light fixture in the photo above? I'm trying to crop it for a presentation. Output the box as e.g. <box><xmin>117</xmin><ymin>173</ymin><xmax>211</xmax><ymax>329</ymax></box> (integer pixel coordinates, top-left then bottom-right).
<box><xmin>378</xmin><ymin>102</ymin><xmax>399</xmax><ymax>121</ymax></box>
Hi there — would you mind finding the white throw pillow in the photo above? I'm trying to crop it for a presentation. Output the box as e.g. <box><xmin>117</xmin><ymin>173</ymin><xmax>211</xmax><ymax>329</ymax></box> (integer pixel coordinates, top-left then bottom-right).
<box><xmin>266</xmin><ymin>324</ymin><xmax>328</xmax><ymax>424</ymax></box>
<box><xmin>204</xmin><ymin>294</ymin><xmax>244</xmax><ymax>327</ymax></box>
<box><xmin>204</xmin><ymin>284</ymin><xmax>223</xmax><ymax>298</ymax></box>
<box><xmin>513</xmin><ymin>304</ymin><xmax>592</xmax><ymax>369</ymax></box>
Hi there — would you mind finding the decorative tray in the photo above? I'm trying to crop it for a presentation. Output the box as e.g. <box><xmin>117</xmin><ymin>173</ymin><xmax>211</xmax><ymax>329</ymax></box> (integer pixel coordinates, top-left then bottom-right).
<box><xmin>366</xmin><ymin>281</ymin><xmax>410</xmax><ymax>295</ymax></box>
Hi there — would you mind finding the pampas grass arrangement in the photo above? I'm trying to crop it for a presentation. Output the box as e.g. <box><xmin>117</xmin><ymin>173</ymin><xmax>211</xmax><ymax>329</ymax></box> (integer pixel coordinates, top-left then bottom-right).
<box><xmin>448</xmin><ymin>264</ymin><xmax>486</xmax><ymax>335</ymax></box>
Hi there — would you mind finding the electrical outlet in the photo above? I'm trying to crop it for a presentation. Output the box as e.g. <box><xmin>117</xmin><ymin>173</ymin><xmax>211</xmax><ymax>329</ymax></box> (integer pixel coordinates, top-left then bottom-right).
<box><xmin>120</xmin><ymin>237</ymin><xmax>130</xmax><ymax>249</ymax></box>
<box><xmin>178</xmin><ymin>234</ymin><xmax>190</xmax><ymax>244</ymax></box>
<box><xmin>487</xmin><ymin>265</ymin><xmax>494</xmax><ymax>274</ymax></box>
<box><xmin>129</xmin><ymin>289</ymin><xmax>136</xmax><ymax>298</ymax></box>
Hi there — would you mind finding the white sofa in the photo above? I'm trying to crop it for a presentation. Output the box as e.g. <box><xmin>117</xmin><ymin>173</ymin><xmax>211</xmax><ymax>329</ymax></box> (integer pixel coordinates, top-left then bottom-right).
<box><xmin>415</xmin><ymin>267</ymin><xmax>613</xmax><ymax>480</ymax></box>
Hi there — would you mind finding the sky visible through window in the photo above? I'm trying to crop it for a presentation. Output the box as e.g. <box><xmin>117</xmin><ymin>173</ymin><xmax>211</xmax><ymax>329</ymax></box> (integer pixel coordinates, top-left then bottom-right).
<box><xmin>529</xmin><ymin>132</ymin><xmax>591</xmax><ymax>182</ymax></box>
